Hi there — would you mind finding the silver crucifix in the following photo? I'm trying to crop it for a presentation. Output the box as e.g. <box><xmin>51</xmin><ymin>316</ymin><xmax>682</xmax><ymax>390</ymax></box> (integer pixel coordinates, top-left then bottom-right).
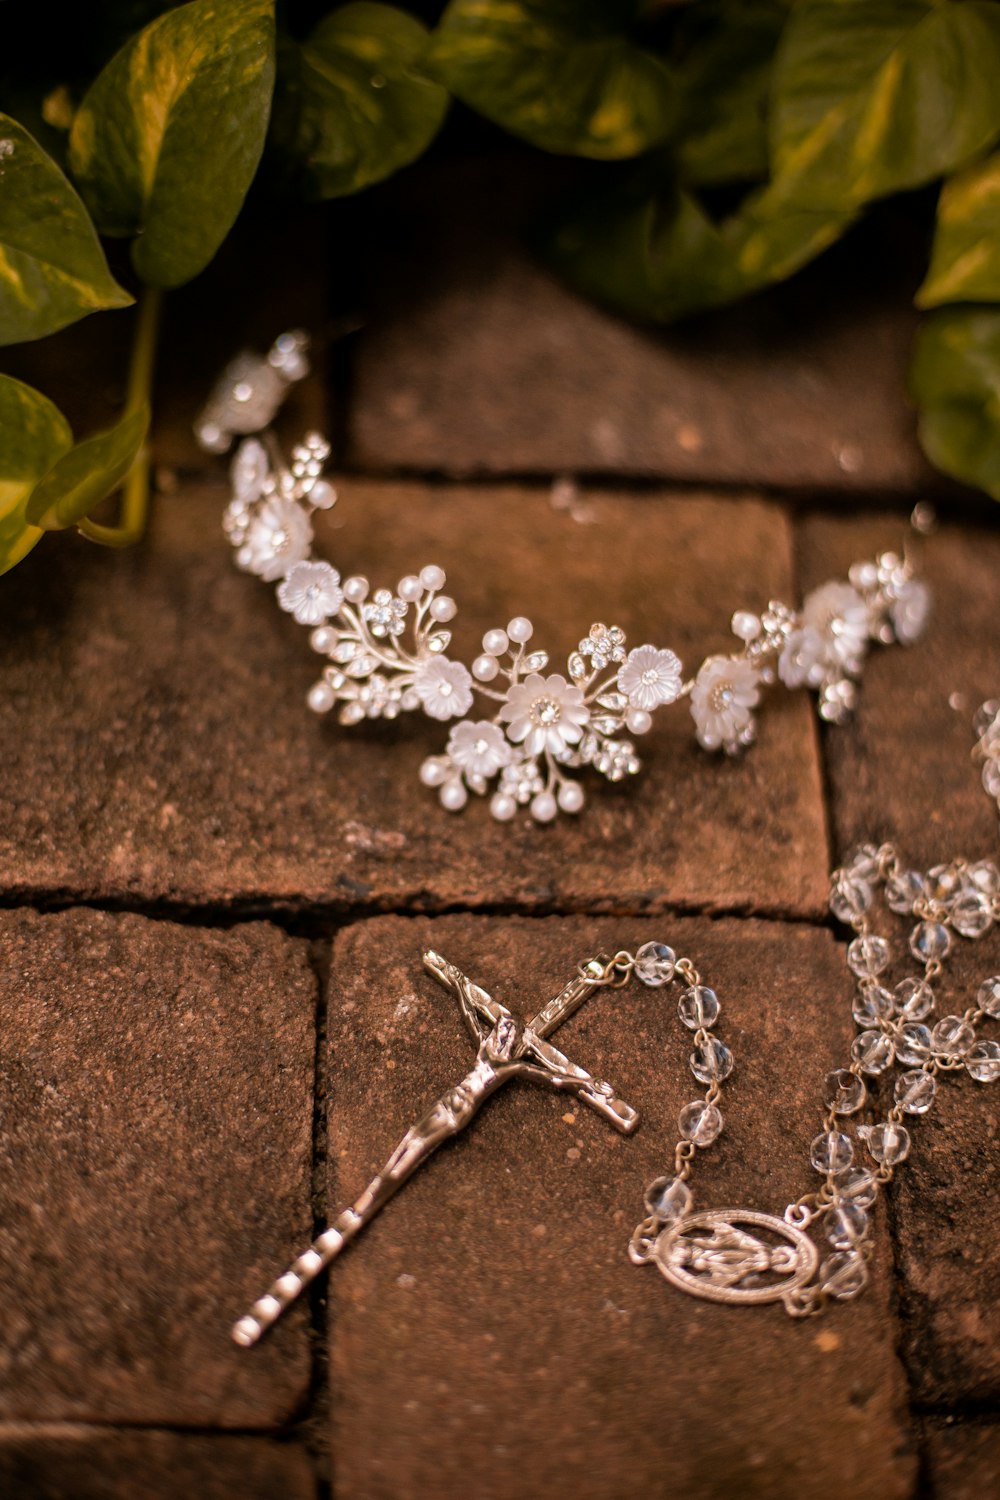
<box><xmin>233</xmin><ymin>948</ymin><xmax>639</xmax><ymax>1346</ymax></box>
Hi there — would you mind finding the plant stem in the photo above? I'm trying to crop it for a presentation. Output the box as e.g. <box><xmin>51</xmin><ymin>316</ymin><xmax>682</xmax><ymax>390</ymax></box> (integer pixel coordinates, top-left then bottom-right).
<box><xmin>78</xmin><ymin>285</ymin><xmax>163</xmax><ymax>548</ymax></box>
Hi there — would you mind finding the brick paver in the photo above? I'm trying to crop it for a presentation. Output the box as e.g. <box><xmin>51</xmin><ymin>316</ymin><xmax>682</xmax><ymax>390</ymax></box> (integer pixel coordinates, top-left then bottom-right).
<box><xmin>0</xmin><ymin>481</ymin><xmax>827</xmax><ymax>917</ymax></box>
<box><xmin>0</xmin><ymin>1429</ymin><xmax>316</xmax><ymax>1499</ymax></box>
<box><xmin>0</xmin><ymin>910</ymin><xmax>314</xmax><ymax>1426</ymax></box>
<box><xmin>349</xmin><ymin>157</ymin><xmax>932</xmax><ymax>492</ymax></box>
<box><xmin>923</xmin><ymin>1421</ymin><xmax>1000</xmax><ymax>1498</ymax></box>
<box><xmin>323</xmin><ymin>915</ymin><xmax>915</xmax><ymax>1500</ymax></box>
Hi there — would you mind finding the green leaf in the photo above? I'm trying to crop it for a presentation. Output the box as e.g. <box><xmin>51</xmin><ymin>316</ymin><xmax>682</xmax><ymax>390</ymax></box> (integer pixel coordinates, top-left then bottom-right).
<box><xmin>541</xmin><ymin>163</ymin><xmax>853</xmax><ymax>324</ymax></box>
<box><xmin>918</xmin><ymin>153</ymin><xmax>1000</xmax><ymax>308</ymax></box>
<box><xmin>542</xmin><ymin>175</ymin><xmax>738</xmax><ymax>322</ymax></box>
<box><xmin>25</xmin><ymin>404</ymin><xmax>149</xmax><ymax>531</ymax></box>
<box><xmin>771</xmin><ymin>0</ymin><xmax>1000</xmax><ymax>211</ymax></box>
<box><xmin>910</xmin><ymin>306</ymin><xmax>1000</xmax><ymax>499</ymax></box>
<box><xmin>674</xmin><ymin>0</ymin><xmax>789</xmax><ymax>187</ymax></box>
<box><xmin>273</xmin><ymin>3</ymin><xmax>448</xmax><ymax>199</ymax></box>
<box><xmin>0</xmin><ymin>113</ymin><xmax>132</xmax><ymax>345</ymax></box>
<box><xmin>68</xmin><ymin>0</ymin><xmax>276</xmax><ymax>288</ymax></box>
<box><xmin>426</xmin><ymin>0</ymin><xmax>675</xmax><ymax>159</ymax></box>
<box><xmin>0</xmin><ymin>374</ymin><xmax>73</xmax><ymax>575</ymax></box>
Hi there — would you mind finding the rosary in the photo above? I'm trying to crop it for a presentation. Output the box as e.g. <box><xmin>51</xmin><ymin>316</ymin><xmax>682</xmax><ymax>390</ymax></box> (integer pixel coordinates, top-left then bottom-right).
<box><xmin>194</xmin><ymin>333</ymin><xmax>998</xmax><ymax>1347</ymax></box>
<box><xmin>232</xmin><ymin>699</ymin><xmax>1000</xmax><ymax>1345</ymax></box>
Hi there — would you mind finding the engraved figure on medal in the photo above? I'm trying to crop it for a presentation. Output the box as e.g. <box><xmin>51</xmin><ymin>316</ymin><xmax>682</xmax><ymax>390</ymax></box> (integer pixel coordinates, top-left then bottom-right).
<box><xmin>645</xmin><ymin>1210</ymin><xmax>820</xmax><ymax>1309</ymax></box>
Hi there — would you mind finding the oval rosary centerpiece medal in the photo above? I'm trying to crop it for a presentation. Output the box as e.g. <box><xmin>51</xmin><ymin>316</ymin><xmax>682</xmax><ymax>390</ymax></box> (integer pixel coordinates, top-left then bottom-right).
<box><xmin>651</xmin><ymin>1210</ymin><xmax>819</xmax><ymax>1308</ymax></box>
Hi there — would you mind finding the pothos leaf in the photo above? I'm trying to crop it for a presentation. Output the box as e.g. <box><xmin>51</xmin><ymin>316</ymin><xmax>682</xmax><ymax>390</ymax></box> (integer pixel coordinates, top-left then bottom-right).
<box><xmin>540</xmin><ymin>162</ymin><xmax>853</xmax><ymax>324</ymax></box>
<box><xmin>25</xmin><ymin>405</ymin><xmax>150</xmax><ymax>531</ymax></box>
<box><xmin>68</xmin><ymin>0</ymin><xmax>276</xmax><ymax>288</ymax></box>
<box><xmin>910</xmin><ymin>306</ymin><xmax>1000</xmax><ymax>501</ymax></box>
<box><xmin>0</xmin><ymin>374</ymin><xmax>73</xmax><ymax>575</ymax></box>
<box><xmin>918</xmin><ymin>153</ymin><xmax>1000</xmax><ymax>309</ymax></box>
<box><xmin>770</xmin><ymin>0</ymin><xmax>1000</xmax><ymax>212</ymax></box>
<box><xmin>673</xmin><ymin>0</ymin><xmax>790</xmax><ymax>187</ymax></box>
<box><xmin>426</xmin><ymin>0</ymin><xmax>675</xmax><ymax>160</ymax></box>
<box><xmin>273</xmin><ymin>3</ymin><xmax>449</xmax><ymax>199</ymax></box>
<box><xmin>0</xmin><ymin>113</ymin><xmax>132</xmax><ymax>346</ymax></box>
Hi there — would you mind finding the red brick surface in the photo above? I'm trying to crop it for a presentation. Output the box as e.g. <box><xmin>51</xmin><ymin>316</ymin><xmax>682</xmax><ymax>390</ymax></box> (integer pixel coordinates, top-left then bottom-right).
<box><xmin>0</xmin><ymin>910</ymin><xmax>314</xmax><ymax>1426</ymax></box>
<box><xmin>924</xmin><ymin>1420</ymin><xmax>1000</xmax><ymax>1498</ymax></box>
<box><xmin>349</xmin><ymin>158</ymin><xmax>932</xmax><ymax>492</ymax></box>
<box><xmin>0</xmin><ymin>1429</ymin><xmax>316</xmax><ymax>1500</ymax></box>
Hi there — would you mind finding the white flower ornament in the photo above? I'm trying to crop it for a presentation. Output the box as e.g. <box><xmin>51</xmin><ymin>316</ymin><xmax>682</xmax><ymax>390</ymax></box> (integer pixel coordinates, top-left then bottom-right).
<box><xmin>205</xmin><ymin>332</ymin><xmax>933</xmax><ymax>824</ymax></box>
<box><xmin>618</xmin><ymin>645</ymin><xmax>683</xmax><ymax>712</ymax></box>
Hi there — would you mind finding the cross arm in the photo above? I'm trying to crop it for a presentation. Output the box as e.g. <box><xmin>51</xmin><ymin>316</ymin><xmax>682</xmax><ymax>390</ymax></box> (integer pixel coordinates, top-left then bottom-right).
<box><xmin>513</xmin><ymin>1030</ymin><xmax>638</xmax><ymax>1134</ymax></box>
<box><xmin>422</xmin><ymin>949</ymin><xmax>511</xmax><ymax>1043</ymax></box>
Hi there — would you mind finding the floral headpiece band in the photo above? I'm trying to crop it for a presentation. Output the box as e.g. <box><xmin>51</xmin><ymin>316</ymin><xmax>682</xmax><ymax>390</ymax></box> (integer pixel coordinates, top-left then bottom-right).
<box><xmin>197</xmin><ymin>333</ymin><xmax>932</xmax><ymax>826</ymax></box>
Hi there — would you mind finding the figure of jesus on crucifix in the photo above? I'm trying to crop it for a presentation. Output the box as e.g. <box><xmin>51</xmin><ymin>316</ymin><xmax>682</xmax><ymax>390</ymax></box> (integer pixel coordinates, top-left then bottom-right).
<box><xmin>233</xmin><ymin>948</ymin><xmax>639</xmax><ymax>1347</ymax></box>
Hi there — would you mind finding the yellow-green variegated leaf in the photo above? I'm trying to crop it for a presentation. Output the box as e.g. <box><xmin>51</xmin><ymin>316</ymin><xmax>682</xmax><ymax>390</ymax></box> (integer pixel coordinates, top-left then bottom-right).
<box><xmin>918</xmin><ymin>154</ymin><xmax>1000</xmax><ymax>309</ymax></box>
<box><xmin>0</xmin><ymin>114</ymin><xmax>132</xmax><ymax>346</ymax></box>
<box><xmin>674</xmin><ymin>0</ymin><xmax>790</xmax><ymax>187</ymax></box>
<box><xmin>426</xmin><ymin>0</ymin><xmax>675</xmax><ymax>160</ymax></box>
<box><xmin>542</xmin><ymin>176</ymin><xmax>741</xmax><ymax>323</ymax></box>
<box><xmin>69</xmin><ymin>0</ymin><xmax>276</xmax><ymax>288</ymax></box>
<box><xmin>910</xmin><ymin>306</ymin><xmax>1000</xmax><ymax>501</ymax></box>
<box><xmin>771</xmin><ymin>0</ymin><xmax>1000</xmax><ymax>212</ymax></box>
<box><xmin>0</xmin><ymin>374</ymin><xmax>73</xmax><ymax>575</ymax></box>
<box><xmin>26</xmin><ymin>405</ymin><xmax>149</xmax><ymax>531</ymax></box>
<box><xmin>274</xmin><ymin>3</ymin><xmax>449</xmax><ymax>199</ymax></box>
<box><xmin>541</xmin><ymin>161</ymin><xmax>853</xmax><ymax>325</ymax></box>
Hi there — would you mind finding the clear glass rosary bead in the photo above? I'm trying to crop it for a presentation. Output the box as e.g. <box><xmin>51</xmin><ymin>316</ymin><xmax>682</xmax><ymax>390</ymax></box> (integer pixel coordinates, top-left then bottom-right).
<box><xmin>932</xmin><ymin>1015</ymin><xmax>976</xmax><ymax>1056</ymax></box>
<box><xmin>829</xmin><ymin>875</ymin><xmax>872</xmax><ymax>924</ymax></box>
<box><xmin>820</xmin><ymin>1250</ymin><xmax>868</xmax><ymax>1300</ymax></box>
<box><xmin>811</xmin><ymin>1130</ymin><xmax>854</xmax><ymax>1174</ymax></box>
<box><xmin>634</xmin><ymin>942</ymin><xmax>676</xmax><ymax>986</ymax></box>
<box><xmin>910</xmin><ymin>921</ymin><xmax>952</xmax><ymax>963</ymax></box>
<box><xmin>679</xmin><ymin>1100</ymin><xmax>723</xmax><ymax>1146</ymax></box>
<box><xmin>832</xmin><ymin>1166</ymin><xmax>878</xmax><ymax>1208</ymax></box>
<box><xmin>677</xmin><ymin>985</ymin><xmax>720</xmax><ymax>1030</ymax></box>
<box><xmin>860</xmin><ymin>1121</ymin><xmax>911</xmax><ymax>1165</ymax></box>
<box><xmin>644</xmin><ymin>1175</ymin><xmax>692</xmax><ymax>1224</ymax></box>
<box><xmin>894</xmin><ymin>1069</ymin><xmax>937</xmax><ymax>1114</ymax></box>
<box><xmin>826</xmin><ymin>1201</ymin><xmax>869</xmax><ymax>1249</ymax></box>
<box><xmin>951</xmin><ymin>892</ymin><xmax>993</xmax><ymax>939</ymax></box>
<box><xmin>823</xmin><ymin>1068</ymin><xmax>867</xmax><ymax>1114</ymax></box>
<box><xmin>927</xmin><ymin>863</ymin><xmax>963</xmax><ymax>903</ymax></box>
<box><xmin>968</xmin><ymin>859</ymin><xmax>1000</xmax><ymax>897</ymax></box>
<box><xmin>977</xmin><ymin>976</ymin><xmax>1000</xmax><ymax>1018</ymax></box>
<box><xmin>848</xmin><ymin>844</ymin><xmax>881</xmax><ymax>882</ymax></box>
<box><xmin>885</xmin><ymin>869</ymin><xmax>927</xmax><ymax>914</ymax></box>
<box><xmin>851</xmin><ymin>1030</ymin><xmax>895</xmax><ymax>1074</ymax></box>
<box><xmin>966</xmin><ymin>1040</ymin><xmax>1000</xmax><ymax>1082</ymax></box>
<box><xmin>847</xmin><ymin>935</ymin><xmax>891</xmax><ymax>978</ymax></box>
<box><xmin>896</xmin><ymin>1023</ymin><xmax>934</xmax><ymax>1065</ymax></box>
<box><xmin>690</xmin><ymin>1037</ymin><xmax>734</xmax><ymax>1083</ymax></box>
<box><xmin>852</xmin><ymin>985</ymin><xmax>894</xmax><ymax>1027</ymax></box>
<box><xmin>894</xmin><ymin>978</ymin><xmax>935</xmax><ymax>1021</ymax></box>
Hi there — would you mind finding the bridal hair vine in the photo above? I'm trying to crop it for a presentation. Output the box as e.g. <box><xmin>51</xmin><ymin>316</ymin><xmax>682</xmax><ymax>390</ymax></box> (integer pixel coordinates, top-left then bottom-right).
<box><xmin>197</xmin><ymin>333</ymin><xmax>932</xmax><ymax>825</ymax></box>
